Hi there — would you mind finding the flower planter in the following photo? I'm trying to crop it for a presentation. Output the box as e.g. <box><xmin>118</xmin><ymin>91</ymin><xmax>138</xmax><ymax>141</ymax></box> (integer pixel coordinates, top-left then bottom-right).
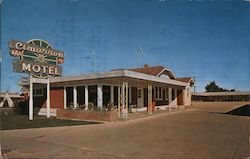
<box><xmin>57</xmin><ymin>109</ymin><xmax>117</xmax><ymax>122</ymax></box>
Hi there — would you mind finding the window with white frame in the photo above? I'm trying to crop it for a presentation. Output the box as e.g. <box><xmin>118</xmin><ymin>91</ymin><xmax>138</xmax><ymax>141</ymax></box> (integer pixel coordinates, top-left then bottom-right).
<box><xmin>137</xmin><ymin>89</ymin><xmax>142</xmax><ymax>98</ymax></box>
<box><xmin>154</xmin><ymin>86</ymin><xmax>163</xmax><ymax>100</ymax></box>
<box><xmin>159</xmin><ymin>74</ymin><xmax>170</xmax><ymax>79</ymax></box>
<box><xmin>155</xmin><ymin>87</ymin><xmax>158</xmax><ymax>99</ymax></box>
<box><xmin>33</xmin><ymin>88</ymin><xmax>43</xmax><ymax>97</ymax></box>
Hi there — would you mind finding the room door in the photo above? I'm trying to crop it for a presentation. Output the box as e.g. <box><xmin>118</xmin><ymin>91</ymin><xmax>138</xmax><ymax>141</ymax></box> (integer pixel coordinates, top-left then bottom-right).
<box><xmin>177</xmin><ymin>90</ymin><xmax>183</xmax><ymax>105</ymax></box>
<box><xmin>137</xmin><ymin>88</ymin><xmax>144</xmax><ymax>108</ymax></box>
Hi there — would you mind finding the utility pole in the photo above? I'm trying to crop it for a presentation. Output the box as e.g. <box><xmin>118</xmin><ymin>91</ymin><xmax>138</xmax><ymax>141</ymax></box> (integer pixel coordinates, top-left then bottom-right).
<box><xmin>137</xmin><ymin>48</ymin><xmax>143</xmax><ymax>68</ymax></box>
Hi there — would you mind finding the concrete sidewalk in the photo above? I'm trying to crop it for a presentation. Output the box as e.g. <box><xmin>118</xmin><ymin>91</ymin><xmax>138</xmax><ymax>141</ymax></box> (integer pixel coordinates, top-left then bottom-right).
<box><xmin>1</xmin><ymin>102</ymin><xmax>250</xmax><ymax>159</ymax></box>
<box><xmin>119</xmin><ymin>108</ymin><xmax>185</xmax><ymax>121</ymax></box>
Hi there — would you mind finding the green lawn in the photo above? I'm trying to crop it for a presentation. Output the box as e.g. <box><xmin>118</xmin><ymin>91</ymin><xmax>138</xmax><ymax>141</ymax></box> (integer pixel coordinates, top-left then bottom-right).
<box><xmin>0</xmin><ymin>110</ymin><xmax>101</xmax><ymax>130</ymax></box>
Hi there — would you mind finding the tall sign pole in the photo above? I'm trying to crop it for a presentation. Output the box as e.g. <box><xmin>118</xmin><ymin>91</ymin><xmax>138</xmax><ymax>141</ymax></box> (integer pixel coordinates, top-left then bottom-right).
<box><xmin>29</xmin><ymin>75</ymin><xmax>33</xmax><ymax>120</ymax></box>
<box><xmin>47</xmin><ymin>77</ymin><xmax>50</xmax><ymax>118</ymax></box>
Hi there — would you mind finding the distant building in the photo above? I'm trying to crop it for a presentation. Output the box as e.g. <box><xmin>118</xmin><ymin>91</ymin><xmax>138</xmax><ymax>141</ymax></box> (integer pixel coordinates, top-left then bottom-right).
<box><xmin>0</xmin><ymin>92</ymin><xmax>21</xmax><ymax>107</ymax></box>
<box><xmin>192</xmin><ymin>92</ymin><xmax>250</xmax><ymax>102</ymax></box>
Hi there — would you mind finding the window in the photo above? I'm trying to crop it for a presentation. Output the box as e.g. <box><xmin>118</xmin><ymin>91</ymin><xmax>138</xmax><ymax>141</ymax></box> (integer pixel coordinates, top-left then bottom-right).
<box><xmin>152</xmin><ymin>88</ymin><xmax>155</xmax><ymax>97</ymax></box>
<box><xmin>159</xmin><ymin>74</ymin><xmax>170</xmax><ymax>79</ymax></box>
<box><xmin>155</xmin><ymin>87</ymin><xmax>158</xmax><ymax>99</ymax></box>
<box><xmin>172</xmin><ymin>89</ymin><xmax>175</xmax><ymax>101</ymax></box>
<box><xmin>159</xmin><ymin>87</ymin><xmax>162</xmax><ymax>99</ymax></box>
<box><xmin>33</xmin><ymin>88</ymin><xmax>43</xmax><ymax>97</ymax></box>
<box><xmin>165</xmin><ymin>88</ymin><xmax>169</xmax><ymax>100</ymax></box>
<box><xmin>154</xmin><ymin>86</ymin><xmax>163</xmax><ymax>100</ymax></box>
<box><xmin>137</xmin><ymin>89</ymin><xmax>142</xmax><ymax>98</ymax></box>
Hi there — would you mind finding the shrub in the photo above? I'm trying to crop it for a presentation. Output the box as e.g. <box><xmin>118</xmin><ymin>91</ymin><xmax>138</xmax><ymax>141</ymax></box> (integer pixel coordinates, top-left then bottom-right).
<box><xmin>0</xmin><ymin>108</ymin><xmax>14</xmax><ymax>117</ymax></box>
<box><xmin>13</xmin><ymin>101</ymin><xmax>28</xmax><ymax>115</ymax></box>
<box><xmin>77</xmin><ymin>105</ymin><xmax>85</xmax><ymax>110</ymax></box>
<box><xmin>88</xmin><ymin>102</ymin><xmax>95</xmax><ymax>111</ymax></box>
<box><xmin>106</xmin><ymin>101</ymin><xmax>114</xmax><ymax>111</ymax></box>
<box><xmin>13</xmin><ymin>104</ymin><xmax>20</xmax><ymax>115</ymax></box>
<box><xmin>69</xmin><ymin>102</ymin><xmax>74</xmax><ymax>109</ymax></box>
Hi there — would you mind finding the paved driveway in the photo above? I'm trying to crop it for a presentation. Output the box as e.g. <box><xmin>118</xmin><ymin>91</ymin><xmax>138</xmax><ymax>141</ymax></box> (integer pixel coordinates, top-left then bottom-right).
<box><xmin>1</xmin><ymin>102</ymin><xmax>250</xmax><ymax>159</ymax></box>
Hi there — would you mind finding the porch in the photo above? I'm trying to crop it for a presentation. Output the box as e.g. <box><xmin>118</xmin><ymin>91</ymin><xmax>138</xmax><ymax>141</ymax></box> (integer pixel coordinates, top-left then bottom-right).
<box><xmin>53</xmin><ymin>74</ymin><xmax>188</xmax><ymax>119</ymax></box>
<box><xmin>31</xmin><ymin>69</ymin><xmax>190</xmax><ymax>120</ymax></box>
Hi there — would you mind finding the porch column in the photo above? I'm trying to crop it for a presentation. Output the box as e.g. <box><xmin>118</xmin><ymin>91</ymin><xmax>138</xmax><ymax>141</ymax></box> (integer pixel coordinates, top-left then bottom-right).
<box><xmin>110</xmin><ymin>85</ymin><xmax>114</xmax><ymax>104</ymax></box>
<box><xmin>122</xmin><ymin>83</ymin><xmax>125</xmax><ymax>117</ymax></box>
<box><xmin>125</xmin><ymin>82</ymin><xmax>128</xmax><ymax>117</ymax></box>
<box><xmin>73</xmin><ymin>86</ymin><xmax>77</xmax><ymax>109</ymax></box>
<box><xmin>121</xmin><ymin>82</ymin><xmax>128</xmax><ymax>118</ymax></box>
<box><xmin>118</xmin><ymin>86</ymin><xmax>121</xmax><ymax>118</ymax></box>
<box><xmin>47</xmin><ymin>78</ymin><xmax>50</xmax><ymax>118</ymax></box>
<box><xmin>29</xmin><ymin>75</ymin><xmax>33</xmax><ymax>120</ymax></box>
<box><xmin>168</xmin><ymin>88</ymin><xmax>172</xmax><ymax>104</ymax></box>
<box><xmin>64</xmin><ymin>87</ymin><xmax>67</xmax><ymax>109</ymax></box>
<box><xmin>97</xmin><ymin>84</ymin><xmax>103</xmax><ymax>109</ymax></box>
<box><xmin>85</xmin><ymin>85</ymin><xmax>88</xmax><ymax>110</ymax></box>
<box><xmin>183</xmin><ymin>88</ymin><xmax>187</xmax><ymax>106</ymax></box>
<box><xmin>148</xmin><ymin>85</ymin><xmax>152</xmax><ymax>114</ymax></box>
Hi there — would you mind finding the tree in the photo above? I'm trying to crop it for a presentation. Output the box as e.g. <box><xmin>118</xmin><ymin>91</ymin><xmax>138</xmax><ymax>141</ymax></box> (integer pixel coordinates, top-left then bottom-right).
<box><xmin>205</xmin><ymin>81</ymin><xmax>235</xmax><ymax>92</ymax></box>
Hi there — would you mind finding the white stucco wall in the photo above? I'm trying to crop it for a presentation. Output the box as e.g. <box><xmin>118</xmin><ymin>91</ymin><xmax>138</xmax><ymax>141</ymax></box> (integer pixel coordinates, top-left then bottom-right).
<box><xmin>184</xmin><ymin>85</ymin><xmax>192</xmax><ymax>106</ymax></box>
<box><xmin>169</xmin><ymin>89</ymin><xmax>177</xmax><ymax>106</ymax></box>
<box><xmin>37</xmin><ymin>108</ymin><xmax>57</xmax><ymax>116</ymax></box>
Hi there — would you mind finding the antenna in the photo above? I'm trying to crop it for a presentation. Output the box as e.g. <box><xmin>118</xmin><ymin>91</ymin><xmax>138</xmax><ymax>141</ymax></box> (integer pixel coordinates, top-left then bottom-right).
<box><xmin>137</xmin><ymin>48</ymin><xmax>143</xmax><ymax>68</ymax></box>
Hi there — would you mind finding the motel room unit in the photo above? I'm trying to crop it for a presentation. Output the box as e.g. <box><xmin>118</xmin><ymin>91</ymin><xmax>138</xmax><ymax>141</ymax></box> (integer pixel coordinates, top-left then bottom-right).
<box><xmin>21</xmin><ymin>65</ymin><xmax>194</xmax><ymax>117</ymax></box>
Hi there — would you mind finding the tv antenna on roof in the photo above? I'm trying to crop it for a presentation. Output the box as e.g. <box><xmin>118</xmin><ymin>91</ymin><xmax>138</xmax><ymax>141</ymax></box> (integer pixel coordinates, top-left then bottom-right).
<box><xmin>137</xmin><ymin>48</ymin><xmax>143</xmax><ymax>68</ymax></box>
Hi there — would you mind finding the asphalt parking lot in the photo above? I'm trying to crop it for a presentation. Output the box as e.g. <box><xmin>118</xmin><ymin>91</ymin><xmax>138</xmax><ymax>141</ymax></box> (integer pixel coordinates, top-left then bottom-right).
<box><xmin>1</xmin><ymin>102</ymin><xmax>250</xmax><ymax>159</ymax></box>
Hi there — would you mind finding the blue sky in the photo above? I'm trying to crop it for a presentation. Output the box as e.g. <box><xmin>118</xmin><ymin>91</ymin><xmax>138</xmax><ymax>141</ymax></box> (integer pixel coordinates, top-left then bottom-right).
<box><xmin>1</xmin><ymin>0</ymin><xmax>250</xmax><ymax>92</ymax></box>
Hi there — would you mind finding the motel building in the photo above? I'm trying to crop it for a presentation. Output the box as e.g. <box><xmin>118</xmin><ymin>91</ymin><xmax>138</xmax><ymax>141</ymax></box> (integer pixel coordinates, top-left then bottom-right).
<box><xmin>192</xmin><ymin>91</ymin><xmax>250</xmax><ymax>102</ymax></box>
<box><xmin>20</xmin><ymin>65</ymin><xmax>194</xmax><ymax>120</ymax></box>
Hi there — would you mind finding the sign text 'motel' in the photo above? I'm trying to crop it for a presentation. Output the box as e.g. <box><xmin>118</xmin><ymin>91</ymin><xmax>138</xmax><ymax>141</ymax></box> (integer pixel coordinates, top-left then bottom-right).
<box><xmin>9</xmin><ymin>40</ymin><xmax>64</xmax><ymax>77</ymax></box>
